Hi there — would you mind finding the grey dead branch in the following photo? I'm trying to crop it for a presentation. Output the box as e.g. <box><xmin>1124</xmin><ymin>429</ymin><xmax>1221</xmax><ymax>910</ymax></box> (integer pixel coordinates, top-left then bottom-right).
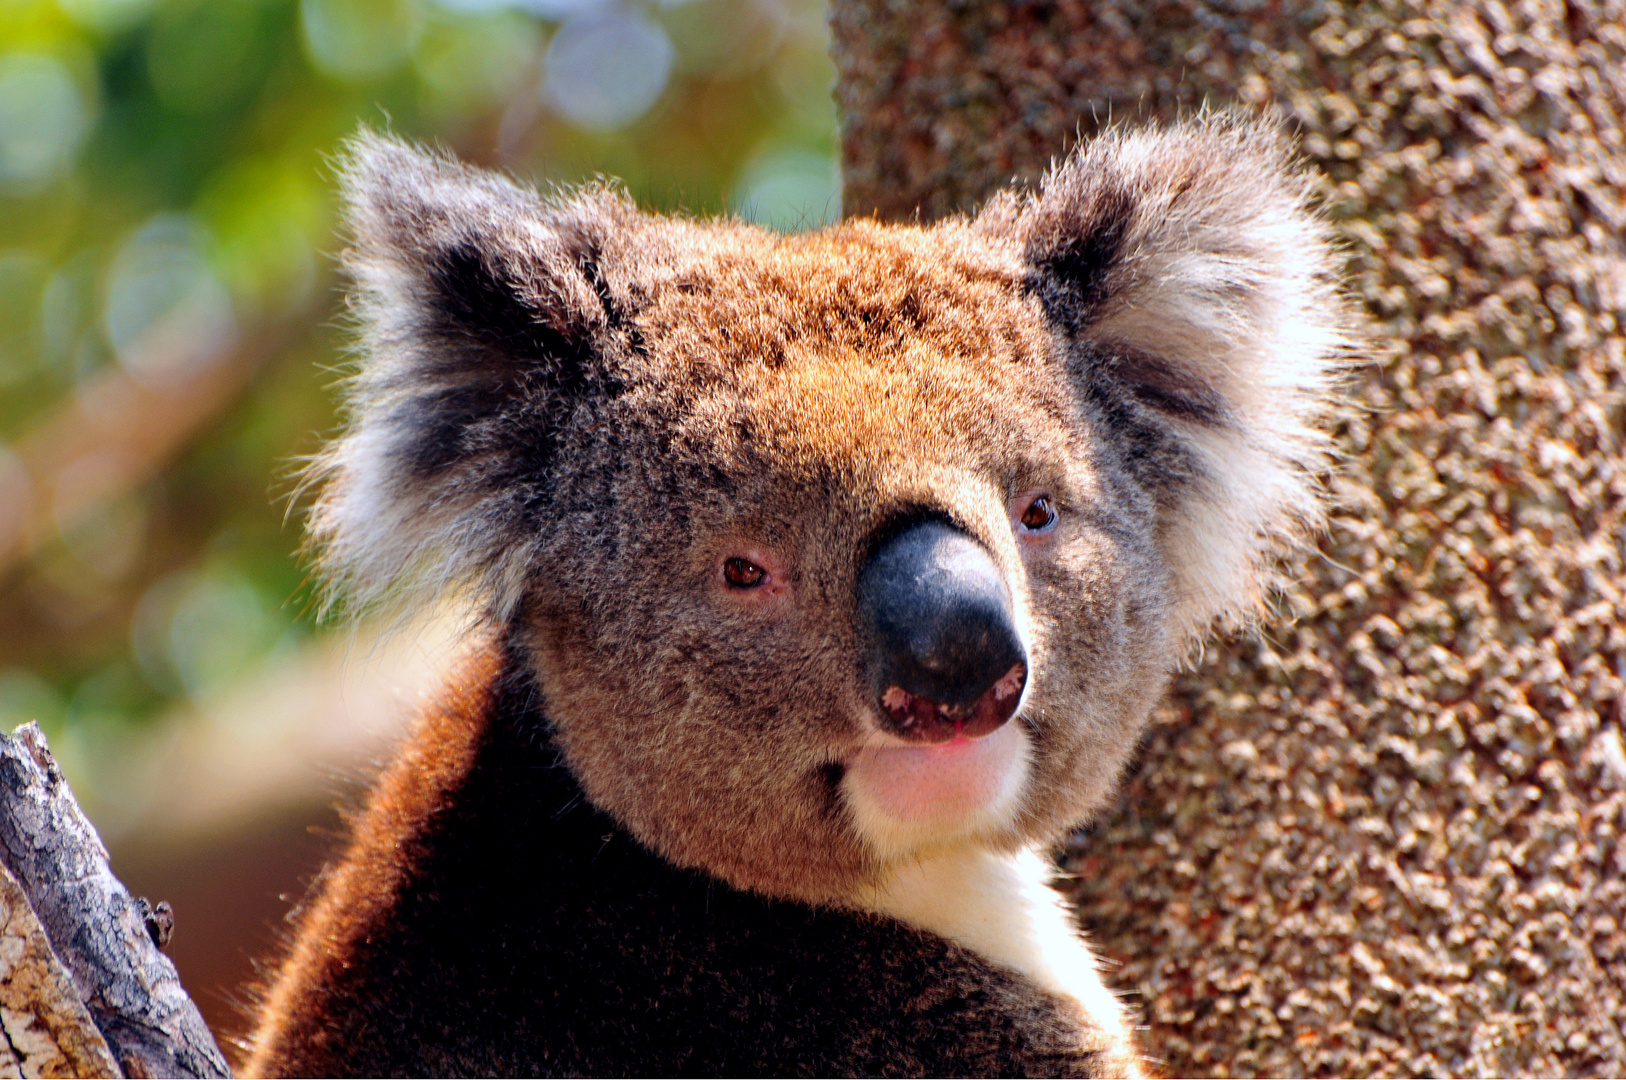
<box><xmin>0</xmin><ymin>724</ymin><xmax>229</xmax><ymax>1079</ymax></box>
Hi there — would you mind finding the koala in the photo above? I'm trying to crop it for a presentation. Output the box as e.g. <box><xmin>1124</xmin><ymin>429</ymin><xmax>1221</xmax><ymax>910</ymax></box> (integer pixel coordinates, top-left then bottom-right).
<box><xmin>247</xmin><ymin>115</ymin><xmax>1343</xmax><ymax>1078</ymax></box>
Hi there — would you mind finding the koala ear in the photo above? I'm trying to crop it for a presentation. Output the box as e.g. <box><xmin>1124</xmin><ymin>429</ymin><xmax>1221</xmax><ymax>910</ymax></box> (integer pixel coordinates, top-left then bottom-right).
<box><xmin>982</xmin><ymin>115</ymin><xmax>1349</xmax><ymax>636</ymax></box>
<box><xmin>305</xmin><ymin>131</ymin><xmax>636</xmax><ymax>617</ymax></box>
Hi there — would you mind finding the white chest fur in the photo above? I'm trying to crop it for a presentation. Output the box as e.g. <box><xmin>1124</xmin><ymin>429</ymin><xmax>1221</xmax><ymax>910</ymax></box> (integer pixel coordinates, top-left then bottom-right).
<box><xmin>858</xmin><ymin>846</ymin><xmax>1132</xmax><ymax>1043</ymax></box>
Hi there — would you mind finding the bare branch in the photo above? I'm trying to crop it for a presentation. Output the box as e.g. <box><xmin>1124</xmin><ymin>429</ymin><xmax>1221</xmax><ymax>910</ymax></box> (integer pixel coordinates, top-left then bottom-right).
<box><xmin>0</xmin><ymin>724</ymin><xmax>229</xmax><ymax>1079</ymax></box>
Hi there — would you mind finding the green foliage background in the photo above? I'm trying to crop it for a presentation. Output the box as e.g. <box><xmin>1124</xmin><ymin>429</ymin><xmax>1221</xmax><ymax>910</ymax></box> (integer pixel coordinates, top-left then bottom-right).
<box><xmin>0</xmin><ymin>0</ymin><xmax>837</xmax><ymax>806</ymax></box>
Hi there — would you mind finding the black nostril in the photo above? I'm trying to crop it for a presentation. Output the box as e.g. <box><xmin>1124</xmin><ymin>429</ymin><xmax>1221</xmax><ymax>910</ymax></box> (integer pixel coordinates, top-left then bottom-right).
<box><xmin>856</xmin><ymin>519</ymin><xmax>1028</xmax><ymax>743</ymax></box>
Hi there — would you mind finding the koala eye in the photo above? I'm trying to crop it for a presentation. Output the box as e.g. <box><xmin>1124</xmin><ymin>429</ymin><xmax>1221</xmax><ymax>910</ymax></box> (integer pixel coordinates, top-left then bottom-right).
<box><xmin>722</xmin><ymin>557</ymin><xmax>768</xmax><ymax>588</ymax></box>
<box><xmin>1018</xmin><ymin>495</ymin><xmax>1058</xmax><ymax>534</ymax></box>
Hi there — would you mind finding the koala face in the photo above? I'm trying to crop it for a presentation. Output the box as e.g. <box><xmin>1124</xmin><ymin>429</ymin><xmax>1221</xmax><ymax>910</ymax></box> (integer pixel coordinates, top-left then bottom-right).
<box><xmin>511</xmin><ymin>226</ymin><xmax>1181</xmax><ymax>900</ymax></box>
<box><xmin>310</xmin><ymin>120</ymin><xmax>1343</xmax><ymax>904</ymax></box>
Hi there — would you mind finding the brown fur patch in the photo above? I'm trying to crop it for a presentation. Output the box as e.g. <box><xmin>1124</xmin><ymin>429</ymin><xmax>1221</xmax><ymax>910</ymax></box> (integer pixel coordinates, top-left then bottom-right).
<box><xmin>245</xmin><ymin>643</ymin><xmax>497</xmax><ymax>1076</ymax></box>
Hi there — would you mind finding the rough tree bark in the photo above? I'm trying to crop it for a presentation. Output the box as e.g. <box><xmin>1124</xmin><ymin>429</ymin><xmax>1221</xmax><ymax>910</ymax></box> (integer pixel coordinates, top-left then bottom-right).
<box><xmin>831</xmin><ymin>2</ymin><xmax>1625</xmax><ymax>1076</ymax></box>
<box><xmin>0</xmin><ymin>725</ymin><xmax>230</xmax><ymax>1079</ymax></box>
<box><xmin>0</xmin><ymin>860</ymin><xmax>121</xmax><ymax>1078</ymax></box>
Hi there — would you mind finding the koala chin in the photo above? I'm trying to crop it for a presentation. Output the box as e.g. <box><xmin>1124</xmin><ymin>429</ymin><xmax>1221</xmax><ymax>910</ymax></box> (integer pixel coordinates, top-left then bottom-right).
<box><xmin>248</xmin><ymin>115</ymin><xmax>1345</xmax><ymax>1078</ymax></box>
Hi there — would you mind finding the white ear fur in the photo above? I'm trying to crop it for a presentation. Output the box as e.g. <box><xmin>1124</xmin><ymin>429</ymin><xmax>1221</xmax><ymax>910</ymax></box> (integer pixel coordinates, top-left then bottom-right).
<box><xmin>304</xmin><ymin>131</ymin><xmax>631</xmax><ymax>620</ymax></box>
<box><xmin>998</xmin><ymin>114</ymin><xmax>1351</xmax><ymax>641</ymax></box>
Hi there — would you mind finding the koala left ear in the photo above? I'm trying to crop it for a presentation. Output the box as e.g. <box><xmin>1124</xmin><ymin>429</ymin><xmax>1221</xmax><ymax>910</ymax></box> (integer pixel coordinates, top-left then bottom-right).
<box><xmin>305</xmin><ymin>132</ymin><xmax>639</xmax><ymax>618</ymax></box>
<box><xmin>979</xmin><ymin>115</ymin><xmax>1350</xmax><ymax>636</ymax></box>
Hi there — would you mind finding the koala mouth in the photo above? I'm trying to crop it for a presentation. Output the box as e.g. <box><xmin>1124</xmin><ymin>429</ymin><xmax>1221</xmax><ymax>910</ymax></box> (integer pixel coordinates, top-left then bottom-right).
<box><xmin>842</xmin><ymin>722</ymin><xmax>1030</xmax><ymax>846</ymax></box>
<box><xmin>879</xmin><ymin>663</ymin><xmax>1027</xmax><ymax>745</ymax></box>
<box><xmin>843</xmin><ymin>665</ymin><xmax>1029</xmax><ymax>840</ymax></box>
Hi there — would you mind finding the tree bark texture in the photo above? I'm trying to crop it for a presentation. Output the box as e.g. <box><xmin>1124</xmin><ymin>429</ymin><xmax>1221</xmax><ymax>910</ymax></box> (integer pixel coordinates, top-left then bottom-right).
<box><xmin>0</xmin><ymin>725</ymin><xmax>229</xmax><ymax>1079</ymax></box>
<box><xmin>832</xmin><ymin>2</ymin><xmax>1625</xmax><ymax>1076</ymax></box>
<box><xmin>0</xmin><ymin>859</ymin><xmax>121</xmax><ymax>1078</ymax></box>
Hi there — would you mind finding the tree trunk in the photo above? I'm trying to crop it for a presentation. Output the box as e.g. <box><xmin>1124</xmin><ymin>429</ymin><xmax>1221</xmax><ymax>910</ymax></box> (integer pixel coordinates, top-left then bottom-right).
<box><xmin>831</xmin><ymin>3</ymin><xmax>1626</xmax><ymax>1076</ymax></box>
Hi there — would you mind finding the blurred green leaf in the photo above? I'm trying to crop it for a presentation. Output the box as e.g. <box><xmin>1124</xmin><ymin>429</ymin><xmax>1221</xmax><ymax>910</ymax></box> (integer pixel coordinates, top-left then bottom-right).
<box><xmin>300</xmin><ymin>0</ymin><xmax>424</xmax><ymax>82</ymax></box>
<box><xmin>146</xmin><ymin>0</ymin><xmax>277</xmax><ymax>116</ymax></box>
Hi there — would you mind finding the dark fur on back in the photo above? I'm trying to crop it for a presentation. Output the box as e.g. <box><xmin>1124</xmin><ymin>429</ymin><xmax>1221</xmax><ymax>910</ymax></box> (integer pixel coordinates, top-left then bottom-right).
<box><xmin>249</xmin><ymin>637</ymin><xmax>1120</xmax><ymax>1078</ymax></box>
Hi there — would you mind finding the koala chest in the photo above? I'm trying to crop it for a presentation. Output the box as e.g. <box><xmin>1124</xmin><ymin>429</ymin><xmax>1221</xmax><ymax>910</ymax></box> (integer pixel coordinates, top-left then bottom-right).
<box><xmin>859</xmin><ymin>846</ymin><xmax>1133</xmax><ymax>1051</ymax></box>
<box><xmin>250</xmin><ymin>647</ymin><xmax>1140</xmax><ymax>1077</ymax></box>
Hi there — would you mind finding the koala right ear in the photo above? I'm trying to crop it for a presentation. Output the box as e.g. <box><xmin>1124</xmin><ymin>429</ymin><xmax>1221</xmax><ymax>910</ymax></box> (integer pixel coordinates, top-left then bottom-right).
<box><xmin>305</xmin><ymin>132</ymin><xmax>636</xmax><ymax>617</ymax></box>
<box><xmin>978</xmin><ymin>115</ymin><xmax>1349</xmax><ymax>639</ymax></box>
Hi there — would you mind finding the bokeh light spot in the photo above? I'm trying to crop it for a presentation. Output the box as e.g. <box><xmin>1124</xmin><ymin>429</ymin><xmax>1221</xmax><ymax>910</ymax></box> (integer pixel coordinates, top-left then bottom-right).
<box><xmin>734</xmin><ymin>147</ymin><xmax>838</xmax><ymax>232</ymax></box>
<box><xmin>301</xmin><ymin>0</ymin><xmax>426</xmax><ymax>82</ymax></box>
<box><xmin>166</xmin><ymin>574</ymin><xmax>275</xmax><ymax>701</ymax></box>
<box><xmin>0</xmin><ymin>54</ymin><xmax>93</xmax><ymax>190</ymax></box>
<box><xmin>104</xmin><ymin>215</ymin><xmax>238</xmax><ymax>385</ymax></box>
<box><xmin>661</xmin><ymin>0</ymin><xmax>785</xmax><ymax>79</ymax></box>
<box><xmin>437</xmin><ymin>0</ymin><xmax>604</xmax><ymax>14</ymax></box>
<box><xmin>415</xmin><ymin>9</ymin><xmax>543</xmax><ymax>115</ymax></box>
<box><xmin>40</xmin><ymin>252</ymin><xmax>98</xmax><ymax>374</ymax></box>
<box><xmin>543</xmin><ymin>7</ymin><xmax>673</xmax><ymax>131</ymax></box>
<box><xmin>133</xmin><ymin>569</ymin><xmax>285</xmax><ymax>703</ymax></box>
<box><xmin>56</xmin><ymin>0</ymin><xmax>159</xmax><ymax>33</ymax></box>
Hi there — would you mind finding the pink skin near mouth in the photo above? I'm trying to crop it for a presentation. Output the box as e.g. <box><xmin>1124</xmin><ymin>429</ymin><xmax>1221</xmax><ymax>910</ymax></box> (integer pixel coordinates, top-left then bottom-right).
<box><xmin>844</xmin><ymin>720</ymin><xmax>1026</xmax><ymax>825</ymax></box>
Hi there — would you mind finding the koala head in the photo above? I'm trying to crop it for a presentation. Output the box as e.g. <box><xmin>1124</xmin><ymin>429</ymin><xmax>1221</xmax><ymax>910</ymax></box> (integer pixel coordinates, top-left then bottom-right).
<box><xmin>308</xmin><ymin>119</ymin><xmax>1343</xmax><ymax>905</ymax></box>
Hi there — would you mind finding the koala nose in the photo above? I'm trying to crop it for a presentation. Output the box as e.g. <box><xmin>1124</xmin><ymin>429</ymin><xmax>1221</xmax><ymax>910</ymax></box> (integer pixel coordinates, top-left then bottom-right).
<box><xmin>856</xmin><ymin>519</ymin><xmax>1028</xmax><ymax>744</ymax></box>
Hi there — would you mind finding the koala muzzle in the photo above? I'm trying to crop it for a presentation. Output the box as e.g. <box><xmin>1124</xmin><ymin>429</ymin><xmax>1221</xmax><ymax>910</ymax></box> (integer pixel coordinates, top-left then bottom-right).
<box><xmin>857</xmin><ymin>520</ymin><xmax>1028</xmax><ymax>745</ymax></box>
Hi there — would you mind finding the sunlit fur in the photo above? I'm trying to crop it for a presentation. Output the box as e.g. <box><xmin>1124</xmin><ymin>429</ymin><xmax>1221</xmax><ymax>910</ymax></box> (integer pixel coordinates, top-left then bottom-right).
<box><xmin>859</xmin><ymin>847</ymin><xmax>1136</xmax><ymax>1051</ymax></box>
<box><xmin>263</xmin><ymin>114</ymin><xmax>1347</xmax><ymax>1076</ymax></box>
